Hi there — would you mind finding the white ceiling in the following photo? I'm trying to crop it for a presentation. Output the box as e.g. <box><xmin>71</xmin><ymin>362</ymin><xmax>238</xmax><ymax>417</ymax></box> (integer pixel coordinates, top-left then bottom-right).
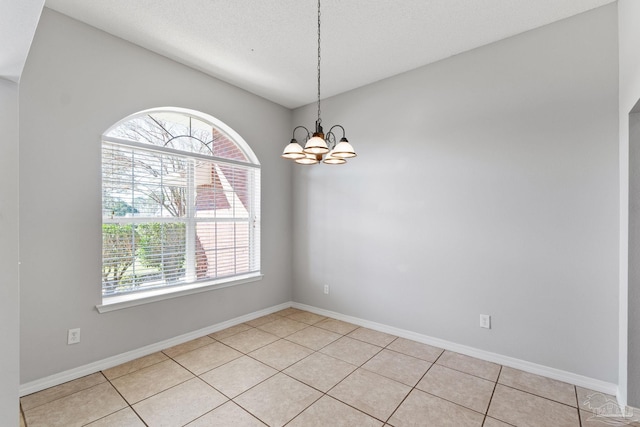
<box><xmin>1</xmin><ymin>0</ymin><xmax>44</xmax><ymax>82</ymax></box>
<box><xmin>37</xmin><ymin>0</ymin><xmax>616</xmax><ymax>108</ymax></box>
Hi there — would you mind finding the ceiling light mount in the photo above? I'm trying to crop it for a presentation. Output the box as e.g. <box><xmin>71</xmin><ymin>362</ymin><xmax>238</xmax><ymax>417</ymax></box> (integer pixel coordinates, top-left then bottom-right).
<box><xmin>282</xmin><ymin>0</ymin><xmax>357</xmax><ymax>165</ymax></box>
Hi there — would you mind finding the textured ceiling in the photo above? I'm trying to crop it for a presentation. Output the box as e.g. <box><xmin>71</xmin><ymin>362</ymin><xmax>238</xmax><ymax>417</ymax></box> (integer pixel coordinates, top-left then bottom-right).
<box><xmin>44</xmin><ymin>0</ymin><xmax>616</xmax><ymax>108</ymax></box>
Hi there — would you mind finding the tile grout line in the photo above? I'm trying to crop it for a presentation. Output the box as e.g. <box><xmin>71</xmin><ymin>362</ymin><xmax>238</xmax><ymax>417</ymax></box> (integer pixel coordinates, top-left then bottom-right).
<box><xmin>382</xmin><ymin>347</ymin><xmax>446</xmax><ymax>425</ymax></box>
<box><xmin>172</xmin><ymin>318</ymin><xmax>436</xmax><ymax>425</ymax></box>
<box><xmin>101</xmin><ymin>376</ymin><xmax>147</xmax><ymax>427</ymax></box>
<box><xmin>434</xmin><ymin>351</ymin><xmax>501</xmax><ymax>383</ymax></box>
<box><xmin>22</xmin><ymin>374</ymin><xmax>138</xmax><ymax>427</ymax></box>
<box><xmin>384</xmin><ymin>365</ymin><xmax>430</xmax><ymax>424</ymax></box>
<box><xmin>576</xmin><ymin>385</ymin><xmax>584</xmax><ymax>427</ymax></box>
<box><xmin>196</xmin><ymin>324</ymin><xmax>585</xmax><ymax>427</ymax></box>
<box><xmin>280</xmin><ymin>318</ymin><xmax>393</xmax><ymax>425</ymax></box>
<box><xmin>214</xmin><ymin>312</ymin><xmax>339</xmax><ymax>426</ymax></box>
<box><xmin>496</xmin><ymin>382</ymin><xmax>582</xmax><ymax>410</ymax></box>
<box><xmin>482</xmin><ymin>364</ymin><xmax>503</xmax><ymax>427</ymax></box>
<box><xmin>175</xmin><ymin>329</ymin><xmax>273</xmax><ymax>426</ymax></box>
<box><xmin>20</xmin><ymin>402</ymin><xmax>27</xmax><ymax>427</ymax></box>
<box><xmin>21</xmin><ymin>310</ymin><xmax>596</xmax><ymax>426</ymax></box>
<box><xmin>20</xmin><ymin>372</ymin><xmax>110</xmax><ymax>414</ymax></box>
<box><xmin>234</xmin><ymin>313</ymin><xmax>341</xmax><ymax>427</ymax></box>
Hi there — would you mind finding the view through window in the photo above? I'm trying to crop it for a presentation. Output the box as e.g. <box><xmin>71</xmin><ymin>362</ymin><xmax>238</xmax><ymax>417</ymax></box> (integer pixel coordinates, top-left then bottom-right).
<box><xmin>101</xmin><ymin>108</ymin><xmax>260</xmax><ymax>298</ymax></box>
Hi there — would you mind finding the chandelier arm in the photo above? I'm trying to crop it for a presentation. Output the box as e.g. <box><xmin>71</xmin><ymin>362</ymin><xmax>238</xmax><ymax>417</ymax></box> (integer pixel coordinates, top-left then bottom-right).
<box><xmin>292</xmin><ymin>125</ymin><xmax>311</xmax><ymax>140</ymax></box>
<box><xmin>283</xmin><ymin>0</ymin><xmax>354</xmax><ymax>165</ymax></box>
<box><xmin>328</xmin><ymin>124</ymin><xmax>347</xmax><ymax>139</ymax></box>
<box><xmin>325</xmin><ymin>131</ymin><xmax>337</xmax><ymax>149</ymax></box>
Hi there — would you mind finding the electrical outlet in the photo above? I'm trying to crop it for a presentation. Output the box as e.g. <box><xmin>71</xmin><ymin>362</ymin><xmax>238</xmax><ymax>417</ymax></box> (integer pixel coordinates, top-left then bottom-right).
<box><xmin>323</xmin><ymin>284</ymin><xmax>329</xmax><ymax>295</ymax></box>
<box><xmin>68</xmin><ymin>328</ymin><xmax>81</xmax><ymax>345</ymax></box>
<box><xmin>479</xmin><ymin>314</ymin><xmax>491</xmax><ymax>329</ymax></box>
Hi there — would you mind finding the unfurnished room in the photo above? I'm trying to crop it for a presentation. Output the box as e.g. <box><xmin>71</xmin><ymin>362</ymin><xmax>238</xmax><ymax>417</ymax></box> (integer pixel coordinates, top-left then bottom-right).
<box><xmin>2</xmin><ymin>0</ymin><xmax>640</xmax><ymax>426</ymax></box>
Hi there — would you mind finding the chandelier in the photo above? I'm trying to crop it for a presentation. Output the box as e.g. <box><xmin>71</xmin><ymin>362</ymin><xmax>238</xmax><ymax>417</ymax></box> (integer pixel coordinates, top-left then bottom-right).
<box><xmin>281</xmin><ymin>0</ymin><xmax>357</xmax><ymax>165</ymax></box>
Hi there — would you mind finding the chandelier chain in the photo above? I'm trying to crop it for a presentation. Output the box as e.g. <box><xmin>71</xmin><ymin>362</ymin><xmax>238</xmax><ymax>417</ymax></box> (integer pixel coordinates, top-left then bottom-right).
<box><xmin>281</xmin><ymin>0</ymin><xmax>356</xmax><ymax>164</ymax></box>
<box><xmin>317</xmin><ymin>0</ymin><xmax>322</xmax><ymax>125</ymax></box>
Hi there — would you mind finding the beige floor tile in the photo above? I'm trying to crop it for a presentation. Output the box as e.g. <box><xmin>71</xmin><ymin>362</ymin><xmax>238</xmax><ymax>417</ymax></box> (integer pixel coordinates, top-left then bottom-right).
<box><xmin>314</xmin><ymin>318</ymin><xmax>359</xmax><ymax>335</ymax></box>
<box><xmin>488</xmin><ymin>384</ymin><xmax>580</xmax><ymax>427</ymax></box>
<box><xmin>85</xmin><ymin>407</ymin><xmax>145</xmax><ymax>426</ymax></box>
<box><xmin>320</xmin><ymin>336</ymin><xmax>382</xmax><ymax>366</ymax></box>
<box><xmin>388</xmin><ymin>389</ymin><xmax>484</xmax><ymax>427</ymax></box>
<box><xmin>580</xmin><ymin>409</ymin><xmax>636</xmax><ymax>426</ymax></box>
<box><xmin>348</xmin><ymin>327</ymin><xmax>397</xmax><ymax>347</ymax></box>
<box><xmin>245</xmin><ymin>313</ymin><xmax>283</xmax><ymax>327</ymax></box>
<box><xmin>625</xmin><ymin>408</ymin><xmax>640</xmax><ymax>427</ymax></box>
<box><xmin>386</xmin><ymin>337</ymin><xmax>444</xmax><ymax>362</ymax></box>
<box><xmin>284</xmin><ymin>352</ymin><xmax>357</xmax><ymax>392</ymax></box>
<box><xmin>163</xmin><ymin>336</ymin><xmax>216</xmax><ymax>358</ymax></box>
<box><xmin>27</xmin><ymin>313</ymin><xmax>610</xmax><ymax>427</ymax></box>
<box><xmin>257</xmin><ymin>317</ymin><xmax>309</xmax><ymax>338</ymax></box>
<box><xmin>274</xmin><ymin>307</ymin><xmax>304</xmax><ymax>317</ymax></box>
<box><xmin>436</xmin><ymin>351</ymin><xmax>501</xmax><ymax>381</ymax></box>
<box><xmin>218</xmin><ymin>328</ymin><xmax>280</xmax><ymax>353</ymax></box>
<box><xmin>20</xmin><ymin>372</ymin><xmax>107</xmax><ymax>411</ymax></box>
<box><xmin>328</xmin><ymin>368</ymin><xmax>411</xmax><ymax>421</ymax></box>
<box><xmin>578</xmin><ymin>388</ymin><xmax>640</xmax><ymax>427</ymax></box>
<box><xmin>110</xmin><ymin>359</ymin><xmax>194</xmax><ymax>404</ymax></box>
<box><xmin>20</xmin><ymin>410</ymin><xmax>25</xmax><ymax>427</ymax></box>
<box><xmin>249</xmin><ymin>339</ymin><xmax>313</xmax><ymax>370</ymax></box>
<box><xmin>499</xmin><ymin>366</ymin><xmax>576</xmax><ymax>407</ymax></box>
<box><xmin>235</xmin><ymin>373</ymin><xmax>322</xmax><ymax>427</ymax></box>
<box><xmin>208</xmin><ymin>323</ymin><xmax>253</xmax><ymax>340</ymax></box>
<box><xmin>134</xmin><ymin>378</ymin><xmax>227</xmax><ymax>426</ymax></box>
<box><xmin>362</xmin><ymin>349</ymin><xmax>431</xmax><ymax>387</ymax></box>
<box><xmin>23</xmin><ymin>382</ymin><xmax>127</xmax><ymax>427</ymax></box>
<box><xmin>286</xmin><ymin>326</ymin><xmax>342</xmax><ymax>350</ymax></box>
<box><xmin>186</xmin><ymin>401</ymin><xmax>266</xmax><ymax>426</ymax></box>
<box><xmin>174</xmin><ymin>341</ymin><xmax>243</xmax><ymax>375</ymax></box>
<box><xmin>416</xmin><ymin>364</ymin><xmax>495</xmax><ymax>413</ymax></box>
<box><xmin>200</xmin><ymin>355</ymin><xmax>277</xmax><ymax>398</ymax></box>
<box><xmin>482</xmin><ymin>417</ymin><xmax>513</xmax><ymax>427</ymax></box>
<box><xmin>577</xmin><ymin>387</ymin><xmax>620</xmax><ymax>414</ymax></box>
<box><xmin>102</xmin><ymin>352</ymin><xmax>169</xmax><ymax>380</ymax></box>
<box><xmin>286</xmin><ymin>311</ymin><xmax>327</xmax><ymax>325</ymax></box>
<box><xmin>288</xmin><ymin>395</ymin><xmax>383</xmax><ymax>427</ymax></box>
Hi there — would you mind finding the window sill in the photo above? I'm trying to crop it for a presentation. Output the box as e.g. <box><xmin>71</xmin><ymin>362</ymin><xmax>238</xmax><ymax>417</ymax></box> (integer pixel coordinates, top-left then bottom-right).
<box><xmin>96</xmin><ymin>273</ymin><xmax>263</xmax><ymax>313</ymax></box>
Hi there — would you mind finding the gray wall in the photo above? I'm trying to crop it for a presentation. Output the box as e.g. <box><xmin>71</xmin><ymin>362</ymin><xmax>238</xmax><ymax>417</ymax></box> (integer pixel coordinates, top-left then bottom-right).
<box><xmin>19</xmin><ymin>8</ymin><xmax>293</xmax><ymax>383</ymax></box>
<box><xmin>0</xmin><ymin>79</ymin><xmax>20</xmax><ymax>426</ymax></box>
<box><xmin>619</xmin><ymin>0</ymin><xmax>640</xmax><ymax>407</ymax></box>
<box><xmin>292</xmin><ymin>5</ymin><xmax>619</xmax><ymax>383</ymax></box>
<box><xmin>629</xmin><ymin>110</ymin><xmax>640</xmax><ymax>406</ymax></box>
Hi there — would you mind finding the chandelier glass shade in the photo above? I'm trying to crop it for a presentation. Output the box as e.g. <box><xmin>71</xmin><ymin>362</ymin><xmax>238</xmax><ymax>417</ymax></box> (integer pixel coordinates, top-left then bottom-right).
<box><xmin>281</xmin><ymin>0</ymin><xmax>357</xmax><ymax>165</ymax></box>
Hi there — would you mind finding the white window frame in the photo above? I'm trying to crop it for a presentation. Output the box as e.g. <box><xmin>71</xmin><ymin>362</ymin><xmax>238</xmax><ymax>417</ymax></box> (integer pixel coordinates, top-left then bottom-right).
<box><xmin>98</xmin><ymin>107</ymin><xmax>261</xmax><ymax>313</ymax></box>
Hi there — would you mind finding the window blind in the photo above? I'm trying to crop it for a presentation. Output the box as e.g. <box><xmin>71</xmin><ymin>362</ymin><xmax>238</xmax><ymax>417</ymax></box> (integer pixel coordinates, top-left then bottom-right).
<box><xmin>101</xmin><ymin>112</ymin><xmax>260</xmax><ymax>297</ymax></box>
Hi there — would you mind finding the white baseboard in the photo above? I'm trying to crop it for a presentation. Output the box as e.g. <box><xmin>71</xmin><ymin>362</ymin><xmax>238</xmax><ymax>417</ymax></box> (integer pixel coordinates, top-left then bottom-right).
<box><xmin>291</xmin><ymin>302</ymin><xmax>619</xmax><ymax>397</ymax></box>
<box><xmin>21</xmin><ymin>300</ymin><xmax>619</xmax><ymax>401</ymax></box>
<box><xmin>19</xmin><ymin>302</ymin><xmax>291</xmax><ymax>397</ymax></box>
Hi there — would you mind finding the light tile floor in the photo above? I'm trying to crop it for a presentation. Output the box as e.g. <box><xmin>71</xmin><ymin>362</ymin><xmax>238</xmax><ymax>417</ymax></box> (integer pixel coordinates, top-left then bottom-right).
<box><xmin>19</xmin><ymin>308</ymin><xmax>640</xmax><ymax>427</ymax></box>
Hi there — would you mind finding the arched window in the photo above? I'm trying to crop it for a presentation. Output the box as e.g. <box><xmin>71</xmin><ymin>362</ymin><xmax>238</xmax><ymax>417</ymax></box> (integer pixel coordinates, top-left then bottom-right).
<box><xmin>101</xmin><ymin>107</ymin><xmax>260</xmax><ymax>302</ymax></box>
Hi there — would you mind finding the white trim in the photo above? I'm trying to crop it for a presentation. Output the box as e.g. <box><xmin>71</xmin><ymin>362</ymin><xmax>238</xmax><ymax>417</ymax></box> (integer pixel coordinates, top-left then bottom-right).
<box><xmin>291</xmin><ymin>302</ymin><xmax>619</xmax><ymax>396</ymax></box>
<box><xmin>97</xmin><ymin>274</ymin><xmax>263</xmax><ymax>313</ymax></box>
<box><xmin>21</xmin><ymin>301</ymin><xmax>619</xmax><ymax>400</ymax></box>
<box><xmin>20</xmin><ymin>301</ymin><xmax>290</xmax><ymax>396</ymax></box>
<box><xmin>102</xmin><ymin>106</ymin><xmax>260</xmax><ymax>165</ymax></box>
<box><xmin>102</xmin><ymin>137</ymin><xmax>260</xmax><ymax>169</ymax></box>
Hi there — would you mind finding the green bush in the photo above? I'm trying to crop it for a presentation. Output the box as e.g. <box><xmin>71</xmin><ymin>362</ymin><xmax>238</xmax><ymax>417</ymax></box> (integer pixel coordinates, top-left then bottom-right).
<box><xmin>102</xmin><ymin>224</ymin><xmax>138</xmax><ymax>289</ymax></box>
<box><xmin>137</xmin><ymin>223</ymin><xmax>186</xmax><ymax>283</ymax></box>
